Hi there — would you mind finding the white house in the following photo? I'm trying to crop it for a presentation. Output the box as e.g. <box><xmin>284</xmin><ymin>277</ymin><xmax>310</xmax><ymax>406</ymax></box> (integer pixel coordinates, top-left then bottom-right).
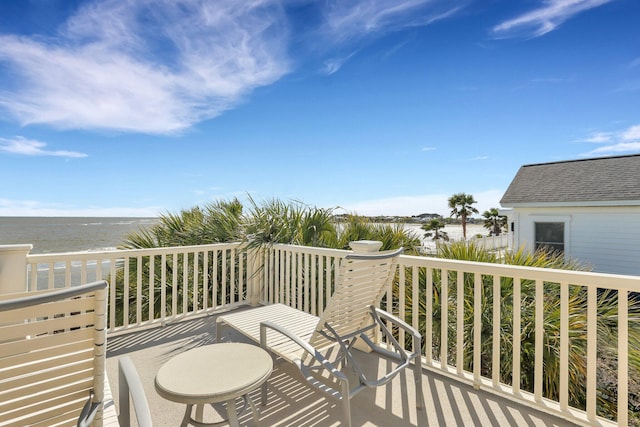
<box><xmin>500</xmin><ymin>154</ymin><xmax>640</xmax><ymax>276</ymax></box>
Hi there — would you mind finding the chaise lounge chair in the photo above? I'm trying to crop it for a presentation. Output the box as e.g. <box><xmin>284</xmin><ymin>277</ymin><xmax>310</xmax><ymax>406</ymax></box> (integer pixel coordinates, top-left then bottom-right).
<box><xmin>216</xmin><ymin>247</ymin><xmax>424</xmax><ymax>427</ymax></box>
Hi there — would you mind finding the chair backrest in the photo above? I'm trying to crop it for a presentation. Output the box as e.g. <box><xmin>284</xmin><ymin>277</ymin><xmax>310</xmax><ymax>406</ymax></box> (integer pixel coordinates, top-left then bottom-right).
<box><xmin>0</xmin><ymin>281</ymin><xmax>108</xmax><ymax>427</ymax></box>
<box><xmin>310</xmin><ymin>248</ymin><xmax>403</xmax><ymax>348</ymax></box>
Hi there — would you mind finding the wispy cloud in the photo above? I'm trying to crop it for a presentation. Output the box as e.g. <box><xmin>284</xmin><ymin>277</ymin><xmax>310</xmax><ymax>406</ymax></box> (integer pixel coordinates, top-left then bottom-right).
<box><xmin>471</xmin><ymin>155</ymin><xmax>489</xmax><ymax>160</ymax></box>
<box><xmin>580</xmin><ymin>124</ymin><xmax>640</xmax><ymax>156</ymax></box>
<box><xmin>0</xmin><ymin>0</ymin><xmax>470</xmax><ymax>132</ymax></box>
<box><xmin>492</xmin><ymin>0</ymin><xmax>616</xmax><ymax>39</ymax></box>
<box><xmin>0</xmin><ymin>0</ymin><xmax>290</xmax><ymax>134</ymax></box>
<box><xmin>322</xmin><ymin>0</ymin><xmax>467</xmax><ymax>44</ymax></box>
<box><xmin>0</xmin><ymin>136</ymin><xmax>87</xmax><ymax>158</ymax></box>
<box><xmin>575</xmin><ymin>131</ymin><xmax>612</xmax><ymax>143</ymax></box>
<box><xmin>322</xmin><ymin>52</ymin><xmax>356</xmax><ymax>75</ymax></box>
<box><xmin>422</xmin><ymin>147</ymin><xmax>436</xmax><ymax>152</ymax></box>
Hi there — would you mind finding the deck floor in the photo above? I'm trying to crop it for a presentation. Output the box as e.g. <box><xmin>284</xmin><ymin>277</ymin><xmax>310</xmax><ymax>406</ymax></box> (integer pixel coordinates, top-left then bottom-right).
<box><xmin>105</xmin><ymin>309</ymin><xmax>578</xmax><ymax>427</ymax></box>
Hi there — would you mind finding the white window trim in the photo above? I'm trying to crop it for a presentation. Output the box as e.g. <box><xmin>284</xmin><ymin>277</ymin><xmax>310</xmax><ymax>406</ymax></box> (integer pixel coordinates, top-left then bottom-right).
<box><xmin>530</xmin><ymin>215</ymin><xmax>571</xmax><ymax>255</ymax></box>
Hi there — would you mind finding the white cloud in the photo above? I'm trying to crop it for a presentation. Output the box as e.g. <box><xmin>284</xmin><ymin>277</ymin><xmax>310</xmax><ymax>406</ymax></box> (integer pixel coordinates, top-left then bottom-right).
<box><xmin>0</xmin><ymin>136</ymin><xmax>87</xmax><ymax>158</ymax></box>
<box><xmin>421</xmin><ymin>147</ymin><xmax>436</xmax><ymax>152</ymax></box>
<box><xmin>341</xmin><ymin>189</ymin><xmax>504</xmax><ymax>217</ymax></box>
<box><xmin>322</xmin><ymin>52</ymin><xmax>356</xmax><ymax>75</ymax></box>
<box><xmin>322</xmin><ymin>0</ymin><xmax>466</xmax><ymax>44</ymax></box>
<box><xmin>0</xmin><ymin>198</ymin><xmax>160</xmax><ymax>217</ymax></box>
<box><xmin>580</xmin><ymin>124</ymin><xmax>640</xmax><ymax>156</ymax></box>
<box><xmin>493</xmin><ymin>0</ymin><xmax>616</xmax><ymax>39</ymax></box>
<box><xmin>587</xmin><ymin>142</ymin><xmax>640</xmax><ymax>155</ymax></box>
<box><xmin>621</xmin><ymin>125</ymin><xmax>640</xmax><ymax>141</ymax></box>
<box><xmin>576</xmin><ymin>131</ymin><xmax>612</xmax><ymax>143</ymax></box>
<box><xmin>0</xmin><ymin>0</ymin><xmax>290</xmax><ymax>134</ymax></box>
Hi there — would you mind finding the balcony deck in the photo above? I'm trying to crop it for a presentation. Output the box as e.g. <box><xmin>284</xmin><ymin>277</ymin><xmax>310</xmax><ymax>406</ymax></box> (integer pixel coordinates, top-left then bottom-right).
<box><xmin>105</xmin><ymin>309</ymin><xmax>578</xmax><ymax>427</ymax></box>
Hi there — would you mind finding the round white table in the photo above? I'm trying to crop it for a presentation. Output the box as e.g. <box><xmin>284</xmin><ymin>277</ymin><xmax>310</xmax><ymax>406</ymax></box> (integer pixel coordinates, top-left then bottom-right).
<box><xmin>155</xmin><ymin>343</ymin><xmax>273</xmax><ymax>427</ymax></box>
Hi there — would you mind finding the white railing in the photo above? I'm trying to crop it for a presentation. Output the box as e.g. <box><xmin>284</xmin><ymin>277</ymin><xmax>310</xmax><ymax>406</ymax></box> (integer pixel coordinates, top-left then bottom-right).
<box><xmin>261</xmin><ymin>244</ymin><xmax>637</xmax><ymax>427</ymax></box>
<box><xmin>19</xmin><ymin>242</ymin><xmax>640</xmax><ymax>426</ymax></box>
<box><xmin>469</xmin><ymin>232</ymin><xmax>512</xmax><ymax>250</ymax></box>
<box><xmin>25</xmin><ymin>242</ymin><xmax>251</xmax><ymax>333</ymax></box>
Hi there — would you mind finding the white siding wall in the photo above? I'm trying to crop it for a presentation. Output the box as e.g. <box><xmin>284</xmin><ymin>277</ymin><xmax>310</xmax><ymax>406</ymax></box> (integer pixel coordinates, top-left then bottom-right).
<box><xmin>511</xmin><ymin>206</ymin><xmax>640</xmax><ymax>276</ymax></box>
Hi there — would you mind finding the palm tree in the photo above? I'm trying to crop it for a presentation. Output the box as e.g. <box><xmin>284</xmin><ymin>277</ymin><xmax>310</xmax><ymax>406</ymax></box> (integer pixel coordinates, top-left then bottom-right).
<box><xmin>421</xmin><ymin>218</ymin><xmax>449</xmax><ymax>241</ymax></box>
<box><xmin>448</xmin><ymin>193</ymin><xmax>479</xmax><ymax>239</ymax></box>
<box><xmin>482</xmin><ymin>208</ymin><xmax>506</xmax><ymax>236</ymax></box>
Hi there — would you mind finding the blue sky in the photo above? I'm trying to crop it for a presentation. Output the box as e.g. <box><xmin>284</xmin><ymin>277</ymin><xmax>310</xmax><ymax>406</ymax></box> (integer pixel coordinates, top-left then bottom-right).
<box><xmin>0</xmin><ymin>0</ymin><xmax>638</xmax><ymax>218</ymax></box>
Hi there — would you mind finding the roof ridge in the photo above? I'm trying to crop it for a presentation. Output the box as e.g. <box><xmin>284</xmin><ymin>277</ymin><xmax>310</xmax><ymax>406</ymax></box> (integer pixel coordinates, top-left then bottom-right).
<box><xmin>522</xmin><ymin>153</ymin><xmax>640</xmax><ymax>168</ymax></box>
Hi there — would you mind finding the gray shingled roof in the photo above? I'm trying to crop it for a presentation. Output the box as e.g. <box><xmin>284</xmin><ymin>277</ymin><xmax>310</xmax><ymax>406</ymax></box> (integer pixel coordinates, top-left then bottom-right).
<box><xmin>500</xmin><ymin>154</ymin><xmax>640</xmax><ymax>206</ymax></box>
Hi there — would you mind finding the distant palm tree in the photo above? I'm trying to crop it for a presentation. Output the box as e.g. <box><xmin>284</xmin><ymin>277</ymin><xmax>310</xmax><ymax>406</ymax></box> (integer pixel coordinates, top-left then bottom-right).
<box><xmin>448</xmin><ymin>193</ymin><xmax>478</xmax><ymax>239</ymax></box>
<box><xmin>421</xmin><ymin>218</ymin><xmax>449</xmax><ymax>241</ymax></box>
<box><xmin>482</xmin><ymin>208</ymin><xmax>506</xmax><ymax>236</ymax></box>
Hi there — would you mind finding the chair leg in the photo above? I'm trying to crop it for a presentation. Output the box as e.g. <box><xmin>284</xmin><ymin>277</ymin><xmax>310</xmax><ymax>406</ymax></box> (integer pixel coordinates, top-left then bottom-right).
<box><xmin>414</xmin><ymin>356</ymin><xmax>424</xmax><ymax>410</ymax></box>
<box><xmin>215</xmin><ymin>320</ymin><xmax>224</xmax><ymax>343</ymax></box>
<box><xmin>261</xmin><ymin>382</ymin><xmax>268</xmax><ymax>406</ymax></box>
<box><xmin>340</xmin><ymin>379</ymin><xmax>352</xmax><ymax>427</ymax></box>
<box><xmin>341</xmin><ymin>397</ymin><xmax>352</xmax><ymax>427</ymax></box>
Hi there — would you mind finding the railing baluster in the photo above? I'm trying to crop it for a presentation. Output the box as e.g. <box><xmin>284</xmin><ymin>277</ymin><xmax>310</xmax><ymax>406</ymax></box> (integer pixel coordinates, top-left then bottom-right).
<box><xmin>513</xmin><ymin>277</ymin><xmax>521</xmax><ymax>395</ymax></box>
<box><xmin>304</xmin><ymin>253</ymin><xmax>310</xmax><ymax>314</ymax></box>
<box><xmin>310</xmin><ymin>253</ymin><xmax>317</xmax><ymax>316</ymax></box>
<box><xmin>212</xmin><ymin>249</ymin><xmax>218</xmax><ymax>309</ymax></box>
<box><xmin>203</xmin><ymin>250</ymin><xmax>209</xmax><ymax>311</ymax></box>
<box><xmin>456</xmin><ymin>270</ymin><xmax>464</xmax><ymax>375</ymax></box>
<box><xmin>412</xmin><ymin>266</ymin><xmax>419</xmax><ymax>354</ymax></box>
<box><xmin>399</xmin><ymin>265</ymin><xmax>406</xmax><ymax>349</ymax></box>
<box><xmin>124</xmin><ymin>257</ymin><xmax>130</xmax><ymax>328</ymax></box>
<box><xmin>149</xmin><ymin>255</ymin><xmax>155</xmax><ymax>322</ymax></box>
<box><xmin>65</xmin><ymin>260</ymin><xmax>71</xmax><ymax>286</ymax></box>
<box><xmin>221</xmin><ymin>250</ymin><xmax>227</xmax><ymax>307</ymax></box>
<box><xmin>426</xmin><ymin>267</ymin><xmax>433</xmax><ymax>366</ymax></box>
<box><xmin>619</xmin><ymin>288</ymin><xmax>629</xmax><ymax>427</ymax></box>
<box><xmin>441</xmin><ymin>268</ymin><xmax>448</xmax><ymax>369</ymax></box>
<box><xmin>110</xmin><ymin>258</ymin><xmax>116</xmax><ymax>330</ymax></box>
<box><xmin>171</xmin><ymin>253</ymin><xmax>176</xmax><ymax>318</ymax></box>
<box><xmin>473</xmin><ymin>272</ymin><xmax>481</xmax><ymax>387</ymax></box>
<box><xmin>534</xmin><ymin>279</ymin><xmax>543</xmax><ymax>402</ymax></box>
<box><xmin>586</xmin><ymin>285</ymin><xmax>597</xmax><ymax>421</ymax></box>
<box><xmin>162</xmin><ymin>253</ymin><xmax>167</xmax><ymax>322</ymax></box>
<box><xmin>136</xmin><ymin>256</ymin><xmax>142</xmax><ymax>326</ymax></box>
<box><xmin>560</xmin><ymin>281</ymin><xmax>569</xmax><ymax>410</ymax></box>
<box><xmin>297</xmin><ymin>252</ymin><xmax>302</xmax><ymax>310</ymax></box>
<box><xmin>318</xmin><ymin>255</ymin><xmax>325</xmax><ymax>314</ymax></box>
<box><xmin>492</xmin><ymin>275</ymin><xmax>500</xmax><ymax>388</ymax></box>
<box><xmin>194</xmin><ymin>250</ymin><xmax>200</xmax><ymax>310</ymax></box>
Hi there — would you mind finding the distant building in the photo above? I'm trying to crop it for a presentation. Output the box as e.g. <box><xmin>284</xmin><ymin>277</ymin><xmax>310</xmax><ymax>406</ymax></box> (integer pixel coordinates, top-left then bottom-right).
<box><xmin>500</xmin><ymin>154</ymin><xmax>640</xmax><ymax>276</ymax></box>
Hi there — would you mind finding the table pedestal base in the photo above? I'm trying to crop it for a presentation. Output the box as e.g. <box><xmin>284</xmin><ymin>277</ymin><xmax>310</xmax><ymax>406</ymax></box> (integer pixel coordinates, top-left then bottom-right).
<box><xmin>180</xmin><ymin>394</ymin><xmax>259</xmax><ymax>427</ymax></box>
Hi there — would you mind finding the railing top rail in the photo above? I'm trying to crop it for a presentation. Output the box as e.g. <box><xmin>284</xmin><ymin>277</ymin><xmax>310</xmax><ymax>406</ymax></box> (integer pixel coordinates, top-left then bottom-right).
<box><xmin>26</xmin><ymin>241</ymin><xmax>246</xmax><ymax>262</ymax></box>
<box><xmin>399</xmin><ymin>253</ymin><xmax>640</xmax><ymax>291</ymax></box>
<box><xmin>270</xmin><ymin>243</ymin><xmax>352</xmax><ymax>257</ymax></box>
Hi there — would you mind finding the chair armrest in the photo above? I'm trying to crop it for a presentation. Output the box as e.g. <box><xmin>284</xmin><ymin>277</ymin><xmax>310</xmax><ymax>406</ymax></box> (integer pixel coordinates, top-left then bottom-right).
<box><xmin>372</xmin><ymin>307</ymin><xmax>421</xmax><ymax>341</ymax></box>
<box><xmin>118</xmin><ymin>357</ymin><xmax>152</xmax><ymax>427</ymax></box>
<box><xmin>260</xmin><ymin>321</ymin><xmax>347</xmax><ymax>382</ymax></box>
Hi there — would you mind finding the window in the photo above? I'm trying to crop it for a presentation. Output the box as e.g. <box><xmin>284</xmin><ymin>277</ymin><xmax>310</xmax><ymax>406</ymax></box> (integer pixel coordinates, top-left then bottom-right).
<box><xmin>534</xmin><ymin>222</ymin><xmax>564</xmax><ymax>254</ymax></box>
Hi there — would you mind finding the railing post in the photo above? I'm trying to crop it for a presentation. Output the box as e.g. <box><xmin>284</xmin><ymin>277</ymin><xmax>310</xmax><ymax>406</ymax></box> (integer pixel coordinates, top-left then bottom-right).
<box><xmin>0</xmin><ymin>244</ymin><xmax>32</xmax><ymax>294</ymax></box>
<box><xmin>247</xmin><ymin>246</ymin><xmax>263</xmax><ymax>307</ymax></box>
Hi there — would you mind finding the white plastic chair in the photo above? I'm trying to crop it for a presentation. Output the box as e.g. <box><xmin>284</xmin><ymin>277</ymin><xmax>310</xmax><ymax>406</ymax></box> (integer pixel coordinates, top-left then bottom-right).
<box><xmin>0</xmin><ymin>281</ymin><xmax>107</xmax><ymax>427</ymax></box>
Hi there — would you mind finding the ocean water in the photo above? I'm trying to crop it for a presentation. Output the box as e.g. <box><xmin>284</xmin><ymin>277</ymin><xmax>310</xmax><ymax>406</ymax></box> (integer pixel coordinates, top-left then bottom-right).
<box><xmin>0</xmin><ymin>217</ymin><xmax>487</xmax><ymax>255</ymax></box>
<box><xmin>0</xmin><ymin>217</ymin><xmax>157</xmax><ymax>254</ymax></box>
